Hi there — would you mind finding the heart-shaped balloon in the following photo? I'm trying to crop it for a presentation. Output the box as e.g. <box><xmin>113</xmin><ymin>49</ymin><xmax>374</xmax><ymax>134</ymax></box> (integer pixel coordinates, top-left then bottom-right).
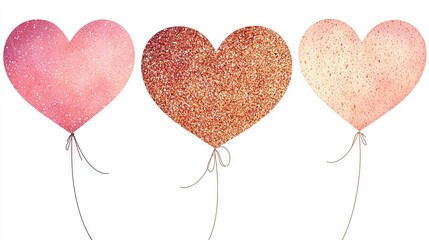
<box><xmin>299</xmin><ymin>19</ymin><xmax>426</xmax><ymax>130</ymax></box>
<box><xmin>4</xmin><ymin>20</ymin><xmax>134</xmax><ymax>133</ymax></box>
<box><xmin>142</xmin><ymin>26</ymin><xmax>291</xmax><ymax>148</ymax></box>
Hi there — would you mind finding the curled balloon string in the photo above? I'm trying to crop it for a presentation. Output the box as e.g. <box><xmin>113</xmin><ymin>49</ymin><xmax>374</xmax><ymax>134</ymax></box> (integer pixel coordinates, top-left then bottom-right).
<box><xmin>66</xmin><ymin>133</ymin><xmax>109</xmax><ymax>174</ymax></box>
<box><xmin>65</xmin><ymin>133</ymin><xmax>108</xmax><ymax>240</ymax></box>
<box><xmin>181</xmin><ymin>146</ymin><xmax>231</xmax><ymax>240</ymax></box>
<box><xmin>327</xmin><ymin>132</ymin><xmax>367</xmax><ymax>164</ymax></box>
<box><xmin>328</xmin><ymin>132</ymin><xmax>366</xmax><ymax>240</ymax></box>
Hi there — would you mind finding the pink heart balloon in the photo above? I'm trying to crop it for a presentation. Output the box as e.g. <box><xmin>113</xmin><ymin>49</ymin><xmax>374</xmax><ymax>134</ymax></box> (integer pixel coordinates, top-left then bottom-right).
<box><xmin>299</xmin><ymin>19</ymin><xmax>426</xmax><ymax>130</ymax></box>
<box><xmin>4</xmin><ymin>20</ymin><xmax>134</xmax><ymax>133</ymax></box>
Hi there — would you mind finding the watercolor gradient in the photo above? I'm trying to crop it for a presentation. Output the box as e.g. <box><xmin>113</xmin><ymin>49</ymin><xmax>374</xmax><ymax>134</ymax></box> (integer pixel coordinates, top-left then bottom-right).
<box><xmin>299</xmin><ymin>19</ymin><xmax>426</xmax><ymax>130</ymax></box>
<box><xmin>4</xmin><ymin>20</ymin><xmax>134</xmax><ymax>133</ymax></box>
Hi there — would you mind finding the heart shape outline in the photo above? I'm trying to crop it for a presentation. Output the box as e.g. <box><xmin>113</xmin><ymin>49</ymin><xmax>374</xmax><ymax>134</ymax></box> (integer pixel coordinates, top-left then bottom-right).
<box><xmin>299</xmin><ymin>19</ymin><xmax>426</xmax><ymax>130</ymax></box>
<box><xmin>142</xmin><ymin>26</ymin><xmax>292</xmax><ymax>147</ymax></box>
<box><xmin>4</xmin><ymin>19</ymin><xmax>135</xmax><ymax>133</ymax></box>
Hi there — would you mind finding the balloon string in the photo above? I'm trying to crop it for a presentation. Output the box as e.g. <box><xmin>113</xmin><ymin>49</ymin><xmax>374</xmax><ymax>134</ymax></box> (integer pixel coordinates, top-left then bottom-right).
<box><xmin>328</xmin><ymin>132</ymin><xmax>366</xmax><ymax>240</ymax></box>
<box><xmin>66</xmin><ymin>134</ymin><xmax>108</xmax><ymax>174</ymax></box>
<box><xmin>181</xmin><ymin>146</ymin><xmax>231</xmax><ymax>240</ymax></box>
<box><xmin>65</xmin><ymin>133</ymin><xmax>108</xmax><ymax>240</ymax></box>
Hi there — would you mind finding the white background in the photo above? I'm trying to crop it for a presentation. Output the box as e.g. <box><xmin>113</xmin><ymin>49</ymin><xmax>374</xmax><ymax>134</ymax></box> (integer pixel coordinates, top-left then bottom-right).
<box><xmin>1</xmin><ymin>0</ymin><xmax>428</xmax><ymax>239</ymax></box>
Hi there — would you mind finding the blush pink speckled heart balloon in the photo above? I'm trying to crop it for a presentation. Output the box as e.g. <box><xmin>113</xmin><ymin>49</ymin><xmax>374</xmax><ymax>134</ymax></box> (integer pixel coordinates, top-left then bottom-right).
<box><xmin>299</xmin><ymin>19</ymin><xmax>426</xmax><ymax>130</ymax></box>
<box><xmin>4</xmin><ymin>20</ymin><xmax>134</xmax><ymax>133</ymax></box>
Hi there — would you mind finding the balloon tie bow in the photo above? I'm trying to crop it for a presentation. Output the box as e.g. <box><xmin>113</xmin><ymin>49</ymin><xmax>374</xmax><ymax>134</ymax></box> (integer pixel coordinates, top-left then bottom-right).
<box><xmin>181</xmin><ymin>146</ymin><xmax>231</xmax><ymax>188</ymax></box>
<box><xmin>207</xmin><ymin>146</ymin><xmax>231</xmax><ymax>172</ymax></box>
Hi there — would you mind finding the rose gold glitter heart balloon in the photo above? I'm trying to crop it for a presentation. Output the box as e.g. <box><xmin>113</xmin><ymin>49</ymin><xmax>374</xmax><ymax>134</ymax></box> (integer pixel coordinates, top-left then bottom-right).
<box><xmin>142</xmin><ymin>26</ymin><xmax>291</xmax><ymax>148</ymax></box>
<box><xmin>299</xmin><ymin>19</ymin><xmax>426</xmax><ymax>130</ymax></box>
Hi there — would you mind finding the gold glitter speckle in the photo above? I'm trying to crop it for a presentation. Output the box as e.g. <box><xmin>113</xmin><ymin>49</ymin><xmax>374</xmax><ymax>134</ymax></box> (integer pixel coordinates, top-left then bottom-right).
<box><xmin>142</xmin><ymin>26</ymin><xmax>292</xmax><ymax>148</ymax></box>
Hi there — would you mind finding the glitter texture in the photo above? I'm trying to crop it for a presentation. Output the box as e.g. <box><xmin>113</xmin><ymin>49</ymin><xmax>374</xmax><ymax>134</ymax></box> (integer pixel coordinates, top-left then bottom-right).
<box><xmin>4</xmin><ymin>20</ymin><xmax>134</xmax><ymax>133</ymax></box>
<box><xmin>299</xmin><ymin>19</ymin><xmax>426</xmax><ymax>130</ymax></box>
<box><xmin>142</xmin><ymin>26</ymin><xmax>291</xmax><ymax>148</ymax></box>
